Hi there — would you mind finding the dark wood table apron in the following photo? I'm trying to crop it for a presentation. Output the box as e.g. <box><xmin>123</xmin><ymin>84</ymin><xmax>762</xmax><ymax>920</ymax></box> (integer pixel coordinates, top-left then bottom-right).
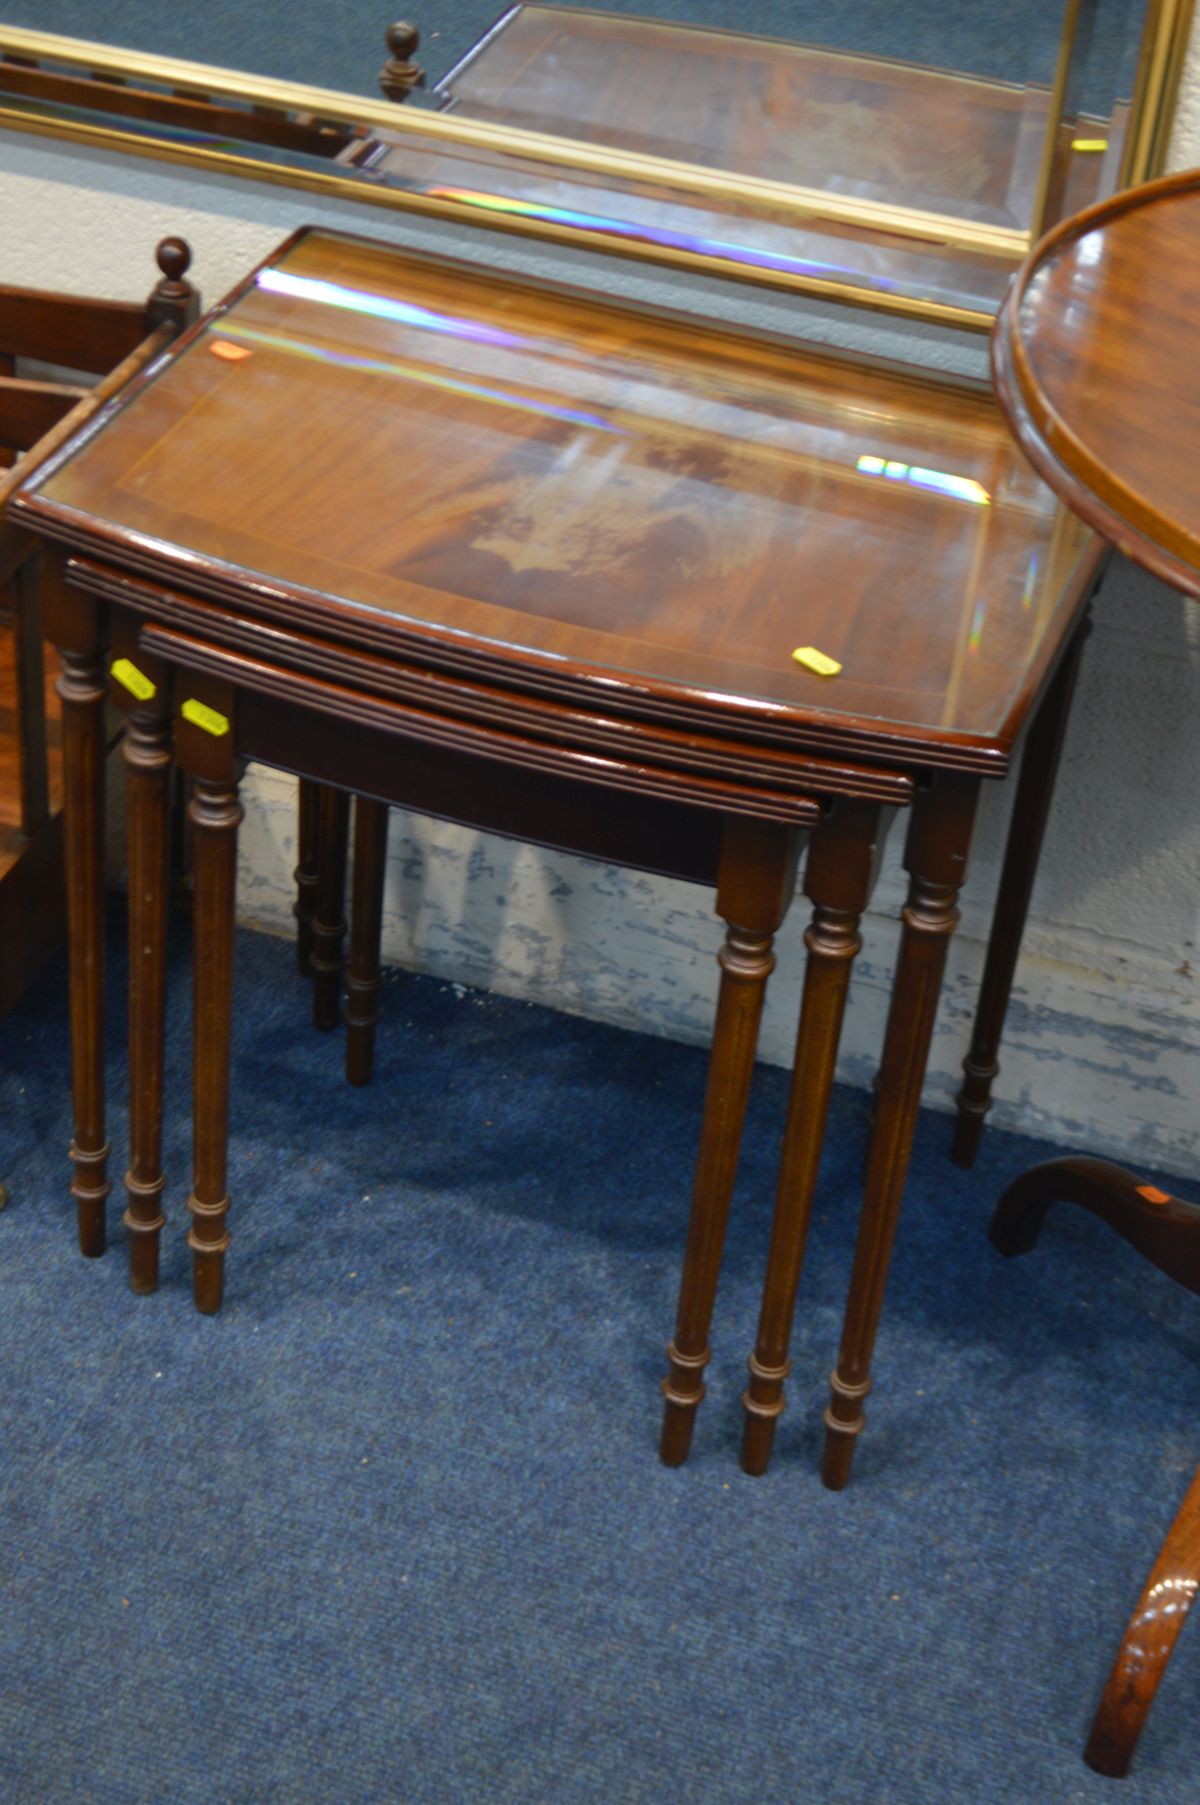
<box><xmin>13</xmin><ymin>226</ymin><xmax>1103</xmax><ymax>1481</ymax></box>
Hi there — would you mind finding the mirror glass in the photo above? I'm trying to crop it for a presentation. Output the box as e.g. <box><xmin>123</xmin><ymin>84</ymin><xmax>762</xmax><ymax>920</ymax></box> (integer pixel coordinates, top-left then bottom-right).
<box><xmin>0</xmin><ymin>1</ymin><xmax>1165</xmax><ymax>323</ymax></box>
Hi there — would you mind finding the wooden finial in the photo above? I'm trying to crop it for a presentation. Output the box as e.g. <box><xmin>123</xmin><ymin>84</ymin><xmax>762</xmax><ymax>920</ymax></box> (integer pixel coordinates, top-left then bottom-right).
<box><xmin>379</xmin><ymin>21</ymin><xmax>425</xmax><ymax>102</ymax></box>
<box><xmin>147</xmin><ymin>236</ymin><xmax>199</xmax><ymax>334</ymax></box>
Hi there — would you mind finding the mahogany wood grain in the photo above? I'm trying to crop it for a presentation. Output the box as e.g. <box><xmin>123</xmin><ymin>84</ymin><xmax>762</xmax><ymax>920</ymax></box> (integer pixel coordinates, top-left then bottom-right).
<box><xmin>822</xmin><ymin>772</ymin><xmax>981</xmax><ymax>1488</ymax></box>
<box><xmin>1085</xmin><ymin>1459</ymin><xmax>1200</xmax><ymax>1778</ymax></box>
<box><xmin>660</xmin><ymin>816</ymin><xmax>803</xmax><ymax>1464</ymax></box>
<box><xmin>345</xmin><ymin>796</ymin><xmax>389</xmax><ymax>1086</ymax></box>
<box><xmin>952</xmin><ymin>607</ymin><xmax>1094</xmax><ymax>1165</ymax></box>
<box><xmin>13</xmin><ymin>228</ymin><xmax>1101</xmax><ymax>779</ymax></box>
<box><xmin>992</xmin><ymin>167</ymin><xmax>1200</xmax><ymax>599</ymax></box>
<box><xmin>740</xmin><ymin>797</ymin><xmax>893</xmax><ymax>1475</ymax></box>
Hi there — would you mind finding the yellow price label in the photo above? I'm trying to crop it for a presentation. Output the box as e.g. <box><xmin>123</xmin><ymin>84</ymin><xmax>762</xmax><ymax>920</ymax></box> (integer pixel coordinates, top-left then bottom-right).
<box><xmin>111</xmin><ymin>657</ymin><xmax>156</xmax><ymax>702</ymax></box>
<box><xmin>791</xmin><ymin>646</ymin><xmax>842</xmax><ymax>678</ymax></box>
<box><xmin>181</xmin><ymin>697</ymin><xmax>231</xmax><ymax>738</ymax></box>
<box><xmin>1071</xmin><ymin>138</ymin><xmax>1108</xmax><ymax>153</ymax></box>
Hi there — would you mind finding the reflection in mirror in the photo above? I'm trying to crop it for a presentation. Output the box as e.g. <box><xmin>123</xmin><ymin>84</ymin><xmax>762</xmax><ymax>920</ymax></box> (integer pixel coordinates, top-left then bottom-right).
<box><xmin>0</xmin><ymin>1</ymin><xmax>1189</xmax><ymax>328</ymax></box>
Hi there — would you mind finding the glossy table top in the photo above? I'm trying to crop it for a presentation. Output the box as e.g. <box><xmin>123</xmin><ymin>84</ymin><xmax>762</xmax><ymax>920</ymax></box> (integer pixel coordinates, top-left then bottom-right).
<box><xmin>992</xmin><ymin>169</ymin><xmax>1200</xmax><ymax>599</ymax></box>
<box><xmin>13</xmin><ymin>227</ymin><xmax>1098</xmax><ymax>772</ymax></box>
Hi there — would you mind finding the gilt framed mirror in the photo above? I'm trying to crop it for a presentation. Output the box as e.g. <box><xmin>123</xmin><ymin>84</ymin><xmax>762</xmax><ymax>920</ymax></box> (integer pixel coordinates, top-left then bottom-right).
<box><xmin>0</xmin><ymin>0</ymin><xmax>1192</xmax><ymax>327</ymax></box>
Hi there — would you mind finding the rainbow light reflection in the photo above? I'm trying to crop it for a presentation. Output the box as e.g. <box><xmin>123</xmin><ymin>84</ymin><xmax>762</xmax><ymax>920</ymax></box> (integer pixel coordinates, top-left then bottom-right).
<box><xmin>211</xmin><ymin>321</ymin><xmax>619</xmax><ymax>435</ymax></box>
<box><xmin>257</xmin><ymin>267</ymin><xmax>528</xmax><ymax>352</ymax></box>
<box><xmin>856</xmin><ymin>454</ymin><xmax>990</xmax><ymax>507</ymax></box>
<box><xmin>427</xmin><ymin>186</ymin><xmax>893</xmax><ymax>288</ymax></box>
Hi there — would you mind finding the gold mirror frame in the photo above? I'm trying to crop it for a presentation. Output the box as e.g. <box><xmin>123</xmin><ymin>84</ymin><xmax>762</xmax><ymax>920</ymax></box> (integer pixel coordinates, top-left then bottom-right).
<box><xmin>0</xmin><ymin>0</ymin><xmax>1193</xmax><ymax>330</ymax></box>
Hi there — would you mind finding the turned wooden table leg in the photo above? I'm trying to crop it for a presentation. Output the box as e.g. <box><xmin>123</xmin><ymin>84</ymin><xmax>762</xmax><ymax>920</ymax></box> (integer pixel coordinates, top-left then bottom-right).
<box><xmin>186</xmin><ymin>764</ymin><xmax>242</xmax><ymax>1315</ymax></box>
<box><xmin>660</xmin><ymin>816</ymin><xmax>802</xmax><ymax>1466</ymax></box>
<box><xmin>293</xmin><ymin>777</ymin><xmax>322</xmax><ymax>978</ymax></box>
<box><xmin>119</xmin><ymin>663</ymin><xmax>172</xmax><ymax>1295</ymax></box>
<box><xmin>952</xmin><ymin>617</ymin><xmax>1090</xmax><ymax>1167</ymax></box>
<box><xmin>1085</xmin><ymin>1459</ymin><xmax>1200</xmax><ymax>1777</ymax></box>
<box><xmin>822</xmin><ymin>774</ymin><xmax>980</xmax><ymax>1490</ymax></box>
<box><xmin>311</xmin><ymin>785</ymin><xmax>350</xmax><ymax>1031</ymax></box>
<box><xmin>741</xmin><ymin>800</ymin><xmax>891</xmax><ymax>1476</ymax></box>
<box><xmin>57</xmin><ymin>640</ymin><xmax>109</xmax><ymax>1257</ymax></box>
<box><xmin>346</xmin><ymin>796</ymin><xmax>389</xmax><ymax>1087</ymax></box>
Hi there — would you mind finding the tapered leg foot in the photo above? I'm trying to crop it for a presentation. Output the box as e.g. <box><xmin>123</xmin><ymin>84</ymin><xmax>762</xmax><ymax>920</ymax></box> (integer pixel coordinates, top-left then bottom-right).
<box><xmin>821</xmin><ymin>776</ymin><xmax>979</xmax><ymax>1487</ymax></box>
<box><xmin>658</xmin><ymin>818</ymin><xmax>801</xmax><ymax>1464</ymax></box>
<box><xmin>740</xmin><ymin>801</ymin><xmax>888</xmax><ymax>1476</ymax></box>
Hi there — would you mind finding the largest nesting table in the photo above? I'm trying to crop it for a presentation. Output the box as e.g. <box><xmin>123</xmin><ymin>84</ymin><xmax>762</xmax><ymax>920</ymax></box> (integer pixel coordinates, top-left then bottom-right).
<box><xmin>11</xmin><ymin>226</ymin><xmax>1102</xmax><ymax>1483</ymax></box>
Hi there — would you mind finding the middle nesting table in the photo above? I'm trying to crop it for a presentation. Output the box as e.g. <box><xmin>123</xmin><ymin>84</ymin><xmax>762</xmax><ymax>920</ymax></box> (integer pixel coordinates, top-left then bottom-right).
<box><xmin>13</xmin><ymin>226</ymin><xmax>1101</xmax><ymax>1483</ymax></box>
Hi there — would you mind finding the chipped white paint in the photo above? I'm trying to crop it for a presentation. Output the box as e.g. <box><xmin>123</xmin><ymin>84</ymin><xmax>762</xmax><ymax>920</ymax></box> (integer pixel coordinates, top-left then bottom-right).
<box><xmin>3</xmin><ymin>34</ymin><xmax>1200</xmax><ymax>1174</ymax></box>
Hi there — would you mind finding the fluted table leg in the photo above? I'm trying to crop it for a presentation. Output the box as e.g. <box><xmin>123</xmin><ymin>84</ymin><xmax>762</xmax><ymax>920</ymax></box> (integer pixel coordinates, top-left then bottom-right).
<box><xmin>346</xmin><ymin>797</ymin><xmax>389</xmax><ymax>1087</ymax></box>
<box><xmin>952</xmin><ymin>617</ymin><xmax>1090</xmax><ymax>1167</ymax></box>
<box><xmin>122</xmin><ymin>688</ymin><xmax>172</xmax><ymax>1294</ymax></box>
<box><xmin>822</xmin><ymin>774</ymin><xmax>980</xmax><ymax>1490</ymax></box>
<box><xmin>57</xmin><ymin>642</ymin><xmax>109</xmax><ymax>1257</ymax></box>
<box><xmin>187</xmin><ymin>772</ymin><xmax>242</xmax><ymax>1314</ymax></box>
<box><xmin>741</xmin><ymin>800</ymin><xmax>891</xmax><ymax>1476</ymax></box>
<box><xmin>660</xmin><ymin>816</ymin><xmax>802</xmax><ymax>1466</ymax></box>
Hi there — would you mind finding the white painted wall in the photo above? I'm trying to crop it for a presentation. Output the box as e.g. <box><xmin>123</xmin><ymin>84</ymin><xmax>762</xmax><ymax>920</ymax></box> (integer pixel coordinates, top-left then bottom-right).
<box><xmin>3</xmin><ymin>26</ymin><xmax>1199</xmax><ymax>1174</ymax></box>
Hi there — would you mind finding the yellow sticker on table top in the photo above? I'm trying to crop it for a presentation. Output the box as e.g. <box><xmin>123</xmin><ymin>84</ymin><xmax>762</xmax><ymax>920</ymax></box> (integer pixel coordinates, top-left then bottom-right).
<box><xmin>1071</xmin><ymin>138</ymin><xmax>1109</xmax><ymax>152</ymax></box>
<box><xmin>111</xmin><ymin>657</ymin><xmax>156</xmax><ymax>702</ymax></box>
<box><xmin>791</xmin><ymin>646</ymin><xmax>842</xmax><ymax>678</ymax></box>
<box><xmin>181</xmin><ymin>697</ymin><xmax>231</xmax><ymax>738</ymax></box>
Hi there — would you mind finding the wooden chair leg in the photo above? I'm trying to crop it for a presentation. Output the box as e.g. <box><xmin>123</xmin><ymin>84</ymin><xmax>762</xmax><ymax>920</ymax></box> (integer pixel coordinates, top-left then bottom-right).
<box><xmin>989</xmin><ymin>1156</ymin><xmax>1200</xmax><ymax>1296</ymax></box>
<box><xmin>311</xmin><ymin>786</ymin><xmax>350</xmax><ymax>1031</ymax></box>
<box><xmin>293</xmin><ymin>777</ymin><xmax>322</xmax><ymax>978</ymax></box>
<box><xmin>660</xmin><ymin>816</ymin><xmax>803</xmax><ymax>1467</ymax></box>
<box><xmin>186</xmin><ymin>772</ymin><xmax>242</xmax><ymax>1314</ymax></box>
<box><xmin>822</xmin><ymin>774</ymin><xmax>980</xmax><ymax>1490</ymax></box>
<box><xmin>741</xmin><ymin>800</ymin><xmax>890</xmax><ymax>1476</ymax></box>
<box><xmin>57</xmin><ymin>643</ymin><xmax>109</xmax><ymax>1257</ymax></box>
<box><xmin>1085</xmin><ymin>1459</ymin><xmax>1200</xmax><ymax>1777</ymax></box>
<box><xmin>122</xmin><ymin>693</ymin><xmax>172</xmax><ymax>1294</ymax></box>
<box><xmin>345</xmin><ymin>797</ymin><xmax>389</xmax><ymax>1087</ymax></box>
<box><xmin>951</xmin><ymin>617</ymin><xmax>1090</xmax><ymax>1167</ymax></box>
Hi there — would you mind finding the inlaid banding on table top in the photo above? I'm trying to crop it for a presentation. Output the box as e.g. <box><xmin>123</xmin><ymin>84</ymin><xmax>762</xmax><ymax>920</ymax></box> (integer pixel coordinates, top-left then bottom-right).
<box><xmin>71</xmin><ymin>556</ymin><xmax>912</xmax><ymax>806</ymax></box>
<box><xmin>14</xmin><ymin>227</ymin><xmax>1100</xmax><ymax>769</ymax></box>
<box><xmin>139</xmin><ymin>624</ymin><xmax>822</xmax><ymax>828</ymax></box>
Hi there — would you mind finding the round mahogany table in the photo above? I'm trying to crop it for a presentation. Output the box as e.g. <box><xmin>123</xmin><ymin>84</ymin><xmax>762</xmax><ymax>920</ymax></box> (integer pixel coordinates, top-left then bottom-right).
<box><xmin>988</xmin><ymin>167</ymin><xmax>1200</xmax><ymax>1779</ymax></box>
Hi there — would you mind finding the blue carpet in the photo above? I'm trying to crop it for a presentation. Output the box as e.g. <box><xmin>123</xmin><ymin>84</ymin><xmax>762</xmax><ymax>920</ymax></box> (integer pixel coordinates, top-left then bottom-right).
<box><xmin>1</xmin><ymin>902</ymin><xmax>1198</xmax><ymax>1802</ymax></box>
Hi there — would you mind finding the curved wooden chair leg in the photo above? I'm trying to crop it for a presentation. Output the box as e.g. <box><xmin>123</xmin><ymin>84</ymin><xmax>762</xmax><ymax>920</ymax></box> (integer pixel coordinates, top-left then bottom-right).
<box><xmin>1085</xmin><ymin>1459</ymin><xmax>1200</xmax><ymax>1777</ymax></box>
<box><xmin>989</xmin><ymin>1156</ymin><xmax>1200</xmax><ymax>1297</ymax></box>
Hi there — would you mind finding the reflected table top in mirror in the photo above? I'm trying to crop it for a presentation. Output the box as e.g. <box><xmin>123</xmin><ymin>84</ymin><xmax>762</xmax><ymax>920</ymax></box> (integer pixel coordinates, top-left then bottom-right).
<box><xmin>13</xmin><ymin>226</ymin><xmax>1098</xmax><ymax>771</ymax></box>
<box><xmin>992</xmin><ymin>169</ymin><xmax>1200</xmax><ymax>600</ymax></box>
<box><xmin>435</xmin><ymin>3</ymin><xmax>1125</xmax><ymax>231</ymax></box>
